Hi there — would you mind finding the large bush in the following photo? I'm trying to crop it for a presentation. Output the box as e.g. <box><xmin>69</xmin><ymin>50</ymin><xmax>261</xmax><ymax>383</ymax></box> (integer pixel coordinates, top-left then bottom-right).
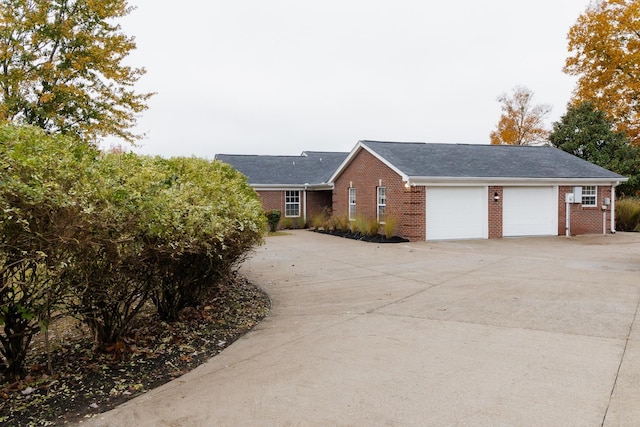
<box><xmin>0</xmin><ymin>125</ymin><xmax>98</xmax><ymax>379</ymax></box>
<box><xmin>0</xmin><ymin>124</ymin><xmax>266</xmax><ymax>378</ymax></box>
<box><xmin>66</xmin><ymin>154</ymin><xmax>266</xmax><ymax>342</ymax></box>
<box><xmin>62</xmin><ymin>153</ymin><xmax>164</xmax><ymax>347</ymax></box>
<box><xmin>143</xmin><ymin>157</ymin><xmax>265</xmax><ymax>321</ymax></box>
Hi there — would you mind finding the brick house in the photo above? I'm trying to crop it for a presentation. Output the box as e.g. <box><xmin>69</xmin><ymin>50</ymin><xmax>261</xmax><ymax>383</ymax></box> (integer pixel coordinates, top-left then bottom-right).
<box><xmin>215</xmin><ymin>151</ymin><xmax>348</xmax><ymax>226</ymax></box>
<box><xmin>217</xmin><ymin>140</ymin><xmax>627</xmax><ymax>241</ymax></box>
<box><xmin>328</xmin><ymin>140</ymin><xmax>627</xmax><ymax>241</ymax></box>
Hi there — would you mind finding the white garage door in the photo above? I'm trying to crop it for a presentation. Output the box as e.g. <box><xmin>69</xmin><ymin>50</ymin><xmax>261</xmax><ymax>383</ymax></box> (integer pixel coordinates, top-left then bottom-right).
<box><xmin>426</xmin><ymin>187</ymin><xmax>487</xmax><ymax>240</ymax></box>
<box><xmin>503</xmin><ymin>187</ymin><xmax>557</xmax><ymax>237</ymax></box>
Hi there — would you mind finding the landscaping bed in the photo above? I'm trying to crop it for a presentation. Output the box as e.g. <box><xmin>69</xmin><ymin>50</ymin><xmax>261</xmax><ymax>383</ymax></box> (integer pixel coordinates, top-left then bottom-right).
<box><xmin>313</xmin><ymin>229</ymin><xmax>409</xmax><ymax>243</ymax></box>
<box><xmin>0</xmin><ymin>276</ymin><xmax>270</xmax><ymax>426</ymax></box>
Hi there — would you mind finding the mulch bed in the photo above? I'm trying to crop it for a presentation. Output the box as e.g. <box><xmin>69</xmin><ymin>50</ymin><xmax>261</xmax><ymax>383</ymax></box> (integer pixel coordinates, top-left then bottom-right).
<box><xmin>0</xmin><ymin>277</ymin><xmax>270</xmax><ymax>426</ymax></box>
<box><xmin>312</xmin><ymin>229</ymin><xmax>409</xmax><ymax>243</ymax></box>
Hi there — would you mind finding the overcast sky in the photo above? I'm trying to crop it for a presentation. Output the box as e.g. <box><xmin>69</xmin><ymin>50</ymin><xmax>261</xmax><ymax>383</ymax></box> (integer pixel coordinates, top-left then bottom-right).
<box><xmin>111</xmin><ymin>0</ymin><xmax>592</xmax><ymax>158</ymax></box>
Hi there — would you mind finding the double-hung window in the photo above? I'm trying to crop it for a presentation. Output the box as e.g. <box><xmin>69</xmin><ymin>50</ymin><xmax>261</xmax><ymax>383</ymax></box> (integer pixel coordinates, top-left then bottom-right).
<box><xmin>377</xmin><ymin>187</ymin><xmax>387</xmax><ymax>223</ymax></box>
<box><xmin>582</xmin><ymin>186</ymin><xmax>597</xmax><ymax>206</ymax></box>
<box><xmin>285</xmin><ymin>190</ymin><xmax>301</xmax><ymax>217</ymax></box>
<box><xmin>348</xmin><ymin>188</ymin><xmax>356</xmax><ymax>220</ymax></box>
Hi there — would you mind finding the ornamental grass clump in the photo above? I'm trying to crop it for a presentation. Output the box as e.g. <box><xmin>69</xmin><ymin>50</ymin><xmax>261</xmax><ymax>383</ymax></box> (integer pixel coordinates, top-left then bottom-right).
<box><xmin>615</xmin><ymin>198</ymin><xmax>640</xmax><ymax>231</ymax></box>
<box><xmin>383</xmin><ymin>216</ymin><xmax>398</xmax><ymax>239</ymax></box>
<box><xmin>365</xmin><ymin>218</ymin><xmax>380</xmax><ymax>236</ymax></box>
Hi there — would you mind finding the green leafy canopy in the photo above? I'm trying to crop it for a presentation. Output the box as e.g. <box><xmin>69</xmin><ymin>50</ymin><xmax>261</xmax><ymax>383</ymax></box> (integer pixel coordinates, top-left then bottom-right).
<box><xmin>549</xmin><ymin>101</ymin><xmax>640</xmax><ymax>196</ymax></box>
<box><xmin>0</xmin><ymin>0</ymin><xmax>153</xmax><ymax>144</ymax></box>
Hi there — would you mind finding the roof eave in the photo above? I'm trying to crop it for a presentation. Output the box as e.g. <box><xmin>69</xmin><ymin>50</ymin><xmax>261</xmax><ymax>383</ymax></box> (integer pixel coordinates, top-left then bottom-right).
<box><xmin>250</xmin><ymin>183</ymin><xmax>334</xmax><ymax>190</ymax></box>
<box><xmin>405</xmin><ymin>176</ymin><xmax>628</xmax><ymax>185</ymax></box>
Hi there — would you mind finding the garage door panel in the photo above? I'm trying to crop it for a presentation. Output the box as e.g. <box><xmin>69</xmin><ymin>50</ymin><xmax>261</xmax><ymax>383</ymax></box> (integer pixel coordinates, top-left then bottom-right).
<box><xmin>426</xmin><ymin>187</ymin><xmax>487</xmax><ymax>240</ymax></box>
<box><xmin>503</xmin><ymin>187</ymin><xmax>557</xmax><ymax>237</ymax></box>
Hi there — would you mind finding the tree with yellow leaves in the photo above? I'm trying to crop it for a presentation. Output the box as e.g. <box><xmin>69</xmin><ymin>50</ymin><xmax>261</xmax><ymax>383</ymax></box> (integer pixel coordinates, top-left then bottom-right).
<box><xmin>0</xmin><ymin>0</ymin><xmax>153</xmax><ymax>144</ymax></box>
<box><xmin>565</xmin><ymin>0</ymin><xmax>640</xmax><ymax>143</ymax></box>
<box><xmin>490</xmin><ymin>86</ymin><xmax>551</xmax><ymax>146</ymax></box>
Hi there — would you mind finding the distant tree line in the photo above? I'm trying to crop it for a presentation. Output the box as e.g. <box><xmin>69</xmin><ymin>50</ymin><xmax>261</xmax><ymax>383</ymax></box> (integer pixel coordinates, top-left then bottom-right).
<box><xmin>490</xmin><ymin>1</ymin><xmax>640</xmax><ymax>196</ymax></box>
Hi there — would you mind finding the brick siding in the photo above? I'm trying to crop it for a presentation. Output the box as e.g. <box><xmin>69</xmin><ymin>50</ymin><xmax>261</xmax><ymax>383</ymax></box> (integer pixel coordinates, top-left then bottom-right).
<box><xmin>257</xmin><ymin>190</ymin><xmax>284</xmax><ymax>212</ymax></box>
<box><xmin>257</xmin><ymin>189</ymin><xmax>333</xmax><ymax>229</ymax></box>
<box><xmin>307</xmin><ymin>191</ymin><xmax>333</xmax><ymax>222</ymax></box>
<box><xmin>558</xmin><ymin>186</ymin><xmax>614</xmax><ymax>235</ymax></box>
<box><xmin>332</xmin><ymin>149</ymin><xmax>425</xmax><ymax>241</ymax></box>
<box><xmin>488</xmin><ymin>186</ymin><xmax>503</xmax><ymax>238</ymax></box>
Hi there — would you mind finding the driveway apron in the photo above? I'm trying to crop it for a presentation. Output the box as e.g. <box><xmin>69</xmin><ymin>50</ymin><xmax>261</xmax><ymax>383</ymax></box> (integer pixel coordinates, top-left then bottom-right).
<box><xmin>84</xmin><ymin>231</ymin><xmax>640</xmax><ymax>426</ymax></box>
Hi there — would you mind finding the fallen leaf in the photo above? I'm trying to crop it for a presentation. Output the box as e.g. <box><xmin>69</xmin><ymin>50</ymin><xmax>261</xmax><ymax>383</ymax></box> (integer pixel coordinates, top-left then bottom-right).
<box><xmin>21</xmin><ymin>387</ymin><xmax>35</xmax><ymax>395</ymax></box>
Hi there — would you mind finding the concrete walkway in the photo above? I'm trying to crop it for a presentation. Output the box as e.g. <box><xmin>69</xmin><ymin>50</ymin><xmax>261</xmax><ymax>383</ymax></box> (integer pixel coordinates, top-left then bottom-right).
<box><xmin>83</xmin><ymin>231</ymin><xmax>640</xmax><ymax>426</ymax></box>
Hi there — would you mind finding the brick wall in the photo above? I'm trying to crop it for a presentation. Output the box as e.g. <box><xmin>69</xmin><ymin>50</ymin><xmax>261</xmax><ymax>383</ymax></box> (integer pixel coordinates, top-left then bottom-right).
<box><xmin>258</xmin><ymin>189</ymin><xmax>333</xmax><ymax>228</ymax></box>
<box><xmin>332</xmin><ymin>149</ymin><xmax>425</xmax><ymax>241</ymax></box>
<box><xmin>558</xmin><ymin>185</ymin><xmax>614</xmax><ymax>235</ymax></box>
<box><xmin>402</xmin><ymin>186</ymin><xmax>426</xmax><ymax>241</ymax></box>
<box><xmin>307</xmin><ymin>190</ymin><xmax>332</xmax><ymax>222</ymax></box>
<box><xmin>488</xmin><ymin>186</ymin><xmax>503</xmax><ymax>238</ymax></box>
<box><xmin>258</xmin><ymin>191</ymin><xmax>284</xmax><ymax>212</ymax></box>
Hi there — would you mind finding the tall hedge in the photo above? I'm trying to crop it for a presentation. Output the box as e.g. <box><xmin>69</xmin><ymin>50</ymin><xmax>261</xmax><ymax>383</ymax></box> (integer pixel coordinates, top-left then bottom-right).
<box><xmin>62</xmin><ymin>153</ymin><xmax>165</xmax><ymax>346</ymax></box>
<box><xmin>143</xmin><ymin>157</ymin><xmax>266</xmax><ymax>321</ymax></box>
<box><xmin>0</xmin><ymin>124</ymin><xmax>266</xmax><ymax>379</ymax></box>
<box><xmin>0</xmin><ymin>125</ymin><xmax>98</xmax><ymax>379</ymax></box>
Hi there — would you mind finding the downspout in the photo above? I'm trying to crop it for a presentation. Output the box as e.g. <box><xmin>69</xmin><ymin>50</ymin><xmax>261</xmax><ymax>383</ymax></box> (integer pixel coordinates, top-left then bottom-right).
<box><xmin>304</xmin><ymin>183</ymin><xmax>309</xmax><ymax>225</ymax></box>
<box><xmin>611</xmin><ymin>184</ymin><xmax>617</xmax><ymax>234</ymax></box>
<box><xmin>565</xmin><ymin>199</ymin><xmax>571</xmax><ymax>236</ymax></box>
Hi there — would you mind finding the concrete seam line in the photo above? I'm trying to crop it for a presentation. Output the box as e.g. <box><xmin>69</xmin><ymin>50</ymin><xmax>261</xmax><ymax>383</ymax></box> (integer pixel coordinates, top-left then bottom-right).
<box><xmin>601</xmin><ymin>294</ymin><xmax>640</xmax><ymax>427</ymax></box>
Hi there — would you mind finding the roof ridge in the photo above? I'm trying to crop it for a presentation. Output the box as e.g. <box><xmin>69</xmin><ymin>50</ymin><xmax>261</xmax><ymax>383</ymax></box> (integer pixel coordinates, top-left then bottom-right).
<box><xmin>361</xmin><ymin>140</ymin><xmax>555</xmax><ymax>148</ymax></box>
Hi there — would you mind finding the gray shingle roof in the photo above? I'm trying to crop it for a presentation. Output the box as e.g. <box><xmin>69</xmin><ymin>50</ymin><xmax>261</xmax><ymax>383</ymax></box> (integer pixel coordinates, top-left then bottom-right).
<box><xmin>215</xmin><ymin>151</ymin><xmax>348</xmax><ymax>186</ymax></box>
<box><xmin>359</xmin><ymin>140</ymin><xmax>626</xmax><ymax>180</ymax></box>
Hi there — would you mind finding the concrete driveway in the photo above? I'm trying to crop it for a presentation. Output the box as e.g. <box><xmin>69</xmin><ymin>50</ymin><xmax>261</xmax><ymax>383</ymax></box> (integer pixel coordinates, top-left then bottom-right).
<box><xmin>84</xmin><ymin>231</ymin><xmax>640</xmax><ymax>426</ymax></box>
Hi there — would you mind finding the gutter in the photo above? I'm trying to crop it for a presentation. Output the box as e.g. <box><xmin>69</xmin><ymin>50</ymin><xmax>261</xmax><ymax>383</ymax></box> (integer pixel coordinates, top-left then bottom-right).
<box><xmin>404</xmin><ymin>176</ymin><xmax>628</xmax><ymax>186</ymax></box>
<box><xmin>250</xmin><ymin>183</ymin><xmax>334</xmax><ymax>191</ymax></box>
<box><xmin>611</xmin><ymin>183</ymin><xmax>618</xmax><ymax>234</ymax></box>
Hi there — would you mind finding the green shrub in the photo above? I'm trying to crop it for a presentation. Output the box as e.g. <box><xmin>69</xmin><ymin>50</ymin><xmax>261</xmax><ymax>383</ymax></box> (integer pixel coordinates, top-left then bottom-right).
<box><xmin>63</xmin><ymin>153</ymin><xmax>165</xmax><ymax>346</ymax></box>
<box><xmin>0</xmin><ymin>124</ymin><xmax>268</xmax><ymax>377</ymax></box>
<box><xmin>616</xmin><ymin>198</ymin><xmax>640</xmax><ymax>231</ymax></box>
<box><xmin>266</xmin><ymin>210</ymin><xmax>281</xmax><ymax>232</ymax></box>
<box><xmin>0</xmin><ymin>125</ymin><xmax>97</xmax><ymax>379</ymax></box>
<box><xmin>280</xmin><ymin>218</ymin><xmax>293</xmax><ymax>229</ymax></box>
<box><xmin>143</xmin><ymin>157</ymin><xmax>266</xmax><ymax>322</ymax></box>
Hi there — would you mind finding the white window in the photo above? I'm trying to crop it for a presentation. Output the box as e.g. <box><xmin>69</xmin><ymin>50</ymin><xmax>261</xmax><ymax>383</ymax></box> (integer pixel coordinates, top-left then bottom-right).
<box><xmin>348</xmin><ymin>187</ymin><xmax>356</xmax><ymax>220</ymax></box>
<box><xmin>377</xmin><ymin>186</ymin><xmax>387</xmax><ymax>222</ymax></box>
<box><xmin>285</xmin><ymin>190</ymin><xmax>300</xmax><ymax>217</ymax></box>
<box><xmin>582</xmin><ymin>186</ymin><xmax>597</xmax><ymax>206</ymax></box>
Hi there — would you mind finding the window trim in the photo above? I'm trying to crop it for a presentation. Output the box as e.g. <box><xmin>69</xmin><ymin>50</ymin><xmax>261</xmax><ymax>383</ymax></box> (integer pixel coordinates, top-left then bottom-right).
<box><xmin>284</xmin><ymin>190</ymin><xmax>301</xmax><ymax>217</ymax></box>
<box><xmin>348</xmin><ymin>187</ymin><xmax>356</xmax><ymax>221</ymax></box>
<box><xmin>377</xmin><ymin>186</ymin><xmax>387</xmax><ymax>223</ymax></box>
<box><xmin>582</xmin><ymin>185</ymin><xmax>597</xmax><ymax>207</ymax></box>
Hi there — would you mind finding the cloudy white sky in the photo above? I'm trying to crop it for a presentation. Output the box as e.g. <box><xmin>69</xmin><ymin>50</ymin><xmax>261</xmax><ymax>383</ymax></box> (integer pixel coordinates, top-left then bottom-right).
<box><xmin>112</xmin><ymin>0</ymin><xmax>592</xmax><ymax>158</ymax></box>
